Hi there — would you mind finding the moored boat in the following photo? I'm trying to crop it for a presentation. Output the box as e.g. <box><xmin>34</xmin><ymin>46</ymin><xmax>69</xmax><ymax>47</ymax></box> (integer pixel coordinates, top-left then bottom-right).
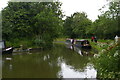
<box><xmin>65</xmin><ymin>39</ymin><xmax>92</xmax><ymax>49</ymax></box>
<box><xmin>74</xmin><ymin>40</ymin><xmax>91</xmax><ymax>49</ymax></box>
<box><xmin>2</xmin><ymin>47</ymin><xmax>14</xmax><ymax>54</ymax></box>
<box><xmin>0</xmin><ymin>41</ymin><xmax>14</xmax><ymax>54</ymax></box>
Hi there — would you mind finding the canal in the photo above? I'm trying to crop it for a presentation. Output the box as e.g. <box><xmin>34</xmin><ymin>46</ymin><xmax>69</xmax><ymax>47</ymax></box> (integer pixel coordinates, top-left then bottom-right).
<box><xmin>2</xmin><ymin>44</ymin><xmax>97</xmax><ymax>78</ymax></box>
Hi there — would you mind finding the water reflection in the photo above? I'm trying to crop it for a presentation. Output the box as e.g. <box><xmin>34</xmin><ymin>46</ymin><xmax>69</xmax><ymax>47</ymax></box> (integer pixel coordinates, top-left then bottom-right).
<box><xmin>60</xmin><ymin>62</ymin><xmax>96</xmax><ymax>78</ymax></box>
<box><xmin>65</xmin><ymin>44</ymin><xmax>94</xmax><ymax>56</ymax></box>
<box><xmin>2</xmin><ymin>44</ymin><xmax>97</xmax><ymax>78</ymax></box>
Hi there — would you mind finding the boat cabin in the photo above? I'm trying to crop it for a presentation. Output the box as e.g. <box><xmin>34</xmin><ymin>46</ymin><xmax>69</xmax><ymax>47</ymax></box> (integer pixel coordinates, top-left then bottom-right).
<box><xmin>0</xmin><ymin>41</ymin><xmax>6</xmax><ymax>49</ymax></box>
<box><xmin>74</xmin><ymin>40</ymin><xmax>91</xmax><ymax>49</ymax></box>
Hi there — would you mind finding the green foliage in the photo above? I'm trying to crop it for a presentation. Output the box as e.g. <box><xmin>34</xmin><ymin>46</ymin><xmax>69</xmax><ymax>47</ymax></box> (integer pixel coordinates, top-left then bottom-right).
<box><xmin>94</xmin><ymin>43</ymin><xmax>120</xmax><ymax>79</ymax></box>
<box><xmin>88</xmin><ymin>1</ymin><xmax>120</xmax><ymax>39</ymax></box>
<box><xmin>63</xmin><ymin>12</ymin><xmax>92</xmax><ymax>38</ymax></box>
<box><xmin>63</xmin><ymin>16</ymin><xmax>74</xmax><ymax>38</ymax></box>
<box><xmin>2</xmin><ymin>2</ymin><xmax>63</xmax><ymax>48</ymax></box>
<box><xmin>72</xmin><ymin>12</ymin><xmax>92</xmax><ymax>38</ymax></box>
<box><xmin>6</xmin><ymin>38</ymin><xmax>34</xmax><ymax>49</ymax></box>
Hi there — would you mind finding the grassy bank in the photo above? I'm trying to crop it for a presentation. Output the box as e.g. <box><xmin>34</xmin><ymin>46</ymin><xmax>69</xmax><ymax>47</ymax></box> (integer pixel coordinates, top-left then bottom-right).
<box><xmin>90</xmin><ymin>39</ymin><xmax>114</xmax><ymax>52</ymax></box>
<box><xmin>6</xmin><ymin>38</ymin><xmax>66</xmax><ymax>50</ymax></box>
<box><xmin>54</xmin><ymin>38</ymin><xmax>114</xmax><ymax>52</ymax></box>
<box><xmin>6</xmin><ymin>39</ymin><xmax>43</xmax><ymax>50</ymax></box>
<box><xmin>54</xmin><ymin>38</ymin><xmax>66</xmax><ymax>42</ymax></box>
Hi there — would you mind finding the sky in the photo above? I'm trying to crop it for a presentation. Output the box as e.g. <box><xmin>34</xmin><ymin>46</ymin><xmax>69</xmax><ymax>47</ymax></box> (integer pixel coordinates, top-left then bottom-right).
<box><xmin>0</xmin><ymin>0</ymin><xmax>109</xmax><ymax>21</ymax></box>
<box><xmin>0</xmin><ymin>0</ymin><xmax>10</xmax><ymax>11</ymax></box>
<box><xmin>60</xmin><ymin>0</ymin><xmax>109</xmax><ymax>21</ymax></box>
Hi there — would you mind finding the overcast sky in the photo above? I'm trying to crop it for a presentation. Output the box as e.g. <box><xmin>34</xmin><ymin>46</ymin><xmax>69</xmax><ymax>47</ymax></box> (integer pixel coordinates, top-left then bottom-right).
<box><xmin>0</xmin><ymin>0</ymin><xmax>109</xmax><ymax>21</ymax></box>
<box><xmin>60</xmin><ymin>0</ymin><xmax>109</xmax><ymax>21</ymax></box>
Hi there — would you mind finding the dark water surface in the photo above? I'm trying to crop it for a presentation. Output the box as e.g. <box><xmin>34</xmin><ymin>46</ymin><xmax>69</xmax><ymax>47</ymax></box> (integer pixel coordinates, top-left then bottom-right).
<box><xmin>2</xmin><ymin>44</ymin><xmax>97</xmax><ymax>78</ymax></box>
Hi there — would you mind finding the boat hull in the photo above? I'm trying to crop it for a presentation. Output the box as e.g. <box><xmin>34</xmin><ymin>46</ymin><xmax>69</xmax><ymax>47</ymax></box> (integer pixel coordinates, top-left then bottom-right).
<box><xmin>2</xmin><ymin>47</ymin><xmax>14</xmax><ymax>54</ymax></box>
<box><xmin>74</xmin><ymin>44</ymin><xmax>91</xmax><ymax>49</ymax></box>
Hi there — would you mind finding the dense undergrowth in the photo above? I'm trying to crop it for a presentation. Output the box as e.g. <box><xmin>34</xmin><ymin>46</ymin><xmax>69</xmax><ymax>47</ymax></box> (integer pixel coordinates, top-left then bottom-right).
<box><xmin>6</xmin><ymin>38</ymin><xmax>53</xmax><ymax>49</ymax></box>
<box><xmin>94</xmin><ymin>43</ymin><xmax>120</xmax><ymax>79</ymax></box>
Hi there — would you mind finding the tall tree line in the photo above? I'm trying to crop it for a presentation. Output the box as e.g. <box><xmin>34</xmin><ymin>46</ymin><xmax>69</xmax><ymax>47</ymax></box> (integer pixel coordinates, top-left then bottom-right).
<box><xmin>89</xmin><ymin>1</ymin><xmax>120</xmax><ymax>39</ymax></box>
<box><xmin>63</xmin><ymin>1</ymin><xmax>120</xmax><ymax>39</ymax></box>
<box><xmin>2</xmin><ymin>2</ymin><xmax>63</xmax><ymax>47</ymax></box>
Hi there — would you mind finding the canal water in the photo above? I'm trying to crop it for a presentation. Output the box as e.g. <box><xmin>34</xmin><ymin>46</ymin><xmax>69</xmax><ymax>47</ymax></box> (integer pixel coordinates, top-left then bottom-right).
<box><xmin>2</xmin><ymin>44</ymin><xmax>97</xmax><ymax>78</ymax></box>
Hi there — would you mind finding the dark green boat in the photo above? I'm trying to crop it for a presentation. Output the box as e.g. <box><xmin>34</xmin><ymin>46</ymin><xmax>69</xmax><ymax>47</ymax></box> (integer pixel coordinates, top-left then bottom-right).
<box><xmin>74</xmin><ymin>40</ymin><xmax>92</xmax><ymax>49</ymax></box>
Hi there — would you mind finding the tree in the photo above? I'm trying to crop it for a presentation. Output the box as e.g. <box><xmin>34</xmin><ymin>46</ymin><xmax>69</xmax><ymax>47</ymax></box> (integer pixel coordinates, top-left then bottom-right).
<box><xmin>63</xmin><ymin>16</ymin><xmax>74</xmax><ymax>38</ymax></box>
<box><xmin>2</xmin><ymin>2</ymin><xmax>63</xmax><ymax>47</ymax></box>
<box><xmin>72</xmin><ymin>12</ymin><xmax>92</xmax><ymax>38</ymax></box>
<box><xmin>63</xmin><ymin>12</ymin><xmax>92</xmax><ymax>38</ymax></box>
<box><xmin>88</xmin><ymin>1</ymin><xmax>120</xmax><ymax>39</ymax></box>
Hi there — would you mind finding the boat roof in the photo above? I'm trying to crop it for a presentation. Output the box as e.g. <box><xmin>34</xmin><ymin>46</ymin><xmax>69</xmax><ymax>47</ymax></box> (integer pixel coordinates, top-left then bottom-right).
<box><xmin>66</xmin><ymin>39</ymin><xmax>89</xmax><ymax>42</ymax></box>
<box><xmin>76</xmin><ymin>40</ymin><xmax>89</xmax><ymax>42</ymax></box>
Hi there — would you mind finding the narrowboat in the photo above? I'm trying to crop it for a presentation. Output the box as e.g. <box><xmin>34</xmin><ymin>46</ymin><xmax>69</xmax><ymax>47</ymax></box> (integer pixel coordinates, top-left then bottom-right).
<box><xmin>0</xmin><ymin>41</ymin><xmax>14</xmax><ymax>54</ymax></box>
<box><xmin>74</xmin><ymin>40</ymin><xmax>91</xmax><ymax>49</ymax></box>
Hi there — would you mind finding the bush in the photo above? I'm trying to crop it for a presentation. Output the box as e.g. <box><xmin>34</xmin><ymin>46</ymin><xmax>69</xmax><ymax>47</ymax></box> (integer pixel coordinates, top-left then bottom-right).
<box><xmin>94</xmin><ymin>43</ymin><xmax>120</xmax><ymax>79</ymax></box>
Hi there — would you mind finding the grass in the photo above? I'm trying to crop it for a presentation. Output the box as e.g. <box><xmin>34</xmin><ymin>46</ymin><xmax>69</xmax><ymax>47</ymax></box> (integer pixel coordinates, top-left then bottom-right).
<box><xmin>6</xmin><ymin>39</ymin><xmax>39</xmax><ymax>49</ymax></box>
<box><xmin>90</xmin><ymin>42</ymin><xmax>102</xmax><ymax>51</ymax></box>
<box><xmin>98</xmin><ymin>39</ymin><xmax>113</xmax><ymax>43</ymax></box>
<box><xmin>54</xmin><ymin>38</ymin><xmax>66</xmax><ymax>41</ymax></box>
<box><xmin>90</xmin><ymin>39</ymin><xmax>114</xmax><ymax>52</ymax></box>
